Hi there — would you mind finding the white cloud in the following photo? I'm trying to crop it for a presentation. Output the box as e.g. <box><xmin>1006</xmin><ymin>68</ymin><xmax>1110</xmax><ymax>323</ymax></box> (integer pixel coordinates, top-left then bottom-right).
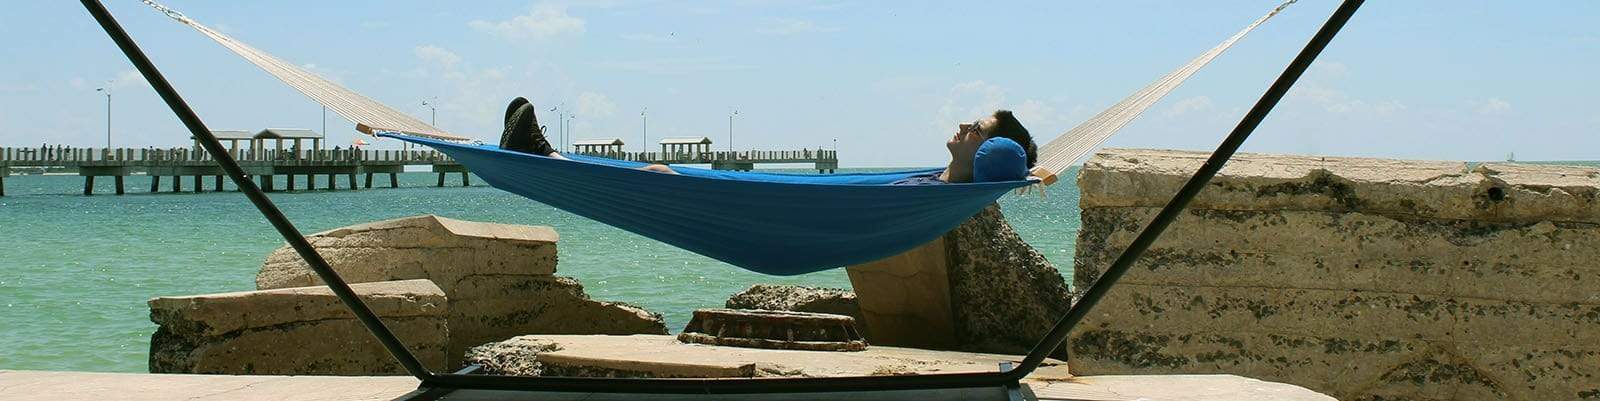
<box><xmin>937</xmin><ymin>80</ymin><xmax>1007</xmax><ymax>129</ymax></box>
<box><xmin>109</xmin><ymin>70</ymin><xmax>149</xmax><ymax>90</ymax></box>
<box><xmin>413</xmin><ymin>45</ymin><xmax>462</xmax><ymax>69</ymax></box>
<box><xmin>1165</xmin><ymin>95</ymin><xmax>1214</xmax><ymax>117</ymax></box>
<box><xmin>469</xmin><ymin>3</ymin><xmax>585</xmax><ymax>40</ymax></box>
<box><xmin>758</xmin><ymin>18</ymin><xmax>839</xmax><ymax>35</ymax></box>
<box><xmin>1475</xmin><ymin>97</ymin><xmax>1511</xmax><ymax>115</ymax></box>
<box><xmin>576</xmin><ymin>91</ymin><xmax>617</xmax><ymax>118</ymax></box>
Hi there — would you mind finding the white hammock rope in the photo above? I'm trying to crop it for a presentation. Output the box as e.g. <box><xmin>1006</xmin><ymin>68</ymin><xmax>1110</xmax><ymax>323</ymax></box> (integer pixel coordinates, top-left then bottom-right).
<box><xmin>139</xmin><ymin>0</ymin><xmax>462</xmax><ymax>141</ymax></box>
<box><xmin>139</xmin><ymin>0</ymin><xmax>1294</xmax><ymax>170</ymax></box>
<box><xmin>1032</xmin><ymin>0</ymin><xmax>1296</xmax><ymax>174</ymax></box>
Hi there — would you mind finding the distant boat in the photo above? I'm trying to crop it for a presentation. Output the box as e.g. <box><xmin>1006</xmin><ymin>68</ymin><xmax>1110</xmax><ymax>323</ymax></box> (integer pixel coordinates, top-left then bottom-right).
<box><xmin>1506</xmin><ymin>152</ymin><xmax>1516</xmax><ymax>162</ymax></box>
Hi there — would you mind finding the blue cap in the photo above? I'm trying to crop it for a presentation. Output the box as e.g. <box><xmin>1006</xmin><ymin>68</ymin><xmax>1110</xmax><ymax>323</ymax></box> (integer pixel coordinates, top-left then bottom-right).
<box><xmin>971</xmin><ymin>137</ymin><xmax>1028</xmax><ymax>182</ymax></box>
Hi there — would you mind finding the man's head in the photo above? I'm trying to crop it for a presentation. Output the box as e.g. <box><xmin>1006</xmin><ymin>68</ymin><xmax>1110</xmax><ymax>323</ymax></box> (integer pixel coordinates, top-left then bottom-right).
<box><xmin>953</xmin><ymin>110</ymin><xmax>1037</xmax><ymax>168</ymax></box>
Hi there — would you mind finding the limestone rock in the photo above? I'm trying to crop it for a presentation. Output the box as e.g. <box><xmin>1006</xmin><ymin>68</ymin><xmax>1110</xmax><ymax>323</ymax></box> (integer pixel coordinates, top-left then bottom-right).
<box><xmin>846</xmin><ymin>204</ymin><xmax>1072</xmax><ymax>357</ymax></box>
<box><xmin>148</xmin><ymin>279</ymin><xmax>447</xmax><ymax>375</ymax></box>
<box><xmin>724</xmin><ymin>284</ymin><xmax>861</xmax><ymax>323</ymax></box>
<box><xmin>1069</xmin><ymin>148</ymin><xmax>1600</xmax><ymax>401</ymax></box>
<box><xmin>945</xmin><ymin>204</ymin><xmax>1073</xmax><ymax>358</ymax></box>
<box><xmin>256</xmin><ymin>215</ymin><xmax>559</xmax><ymax>290</ymax></box>
<box><xmin>252</xmin><ymin>215</ymin><xmax>665</xmax><ymax>363</ymax></box>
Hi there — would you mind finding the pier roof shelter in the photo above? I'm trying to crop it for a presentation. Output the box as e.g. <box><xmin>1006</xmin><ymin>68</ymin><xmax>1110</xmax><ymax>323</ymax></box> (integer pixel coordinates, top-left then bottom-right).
<box><xmin>192</xmin><ymin>130</ymin><xmax>254</xmax><ymax>153</ymax></box>
<box><xmin>659</xmin><ymin>136</ymin><xmax>712</xmax><ymax>158</ymax></box>
<box><xmin>573</xmin><ymin>138</ymin><xmax>625</xmax><ymax>155</ymax></box>
<box><xmin>254</xmin><ymin>128</ymin><xmax>323</xmax><ymax>159</ymax></box>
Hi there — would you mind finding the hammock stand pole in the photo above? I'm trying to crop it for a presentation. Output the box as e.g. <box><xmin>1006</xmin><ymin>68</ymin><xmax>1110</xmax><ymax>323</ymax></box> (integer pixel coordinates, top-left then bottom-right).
<box><xmin>81</xmin><ymin>0</ymin><xmax>1361</xmax><ymax>396</ymax></box>
<box><xmin>1008</xmin><ymin>0</ymin><xmax>1366</xmax><ymax>377</ymax></box>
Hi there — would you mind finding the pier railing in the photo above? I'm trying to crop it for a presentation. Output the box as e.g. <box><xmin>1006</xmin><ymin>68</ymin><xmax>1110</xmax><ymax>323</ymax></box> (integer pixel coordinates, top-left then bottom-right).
<box><xmin>0</xmin><ymin>146</ymin><xmax>452</xmax><ymax>166</ymax></box>
<box><xmin>574</xmin><ymin>149</ymin><xmax>839</xmax><ymax>164</ymax></box>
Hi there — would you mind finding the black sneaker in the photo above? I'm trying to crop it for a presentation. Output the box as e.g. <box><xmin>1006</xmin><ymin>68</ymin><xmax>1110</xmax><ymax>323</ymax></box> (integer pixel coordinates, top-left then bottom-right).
<box><xmin>503</xmin><ymin>97</ymin><xmax>529</xmax><ymax>127</ymax></box>
<box><xmin>500</xmin><ymin>100</ymin><xmax>556</xmax><ymax>155</ymax></box>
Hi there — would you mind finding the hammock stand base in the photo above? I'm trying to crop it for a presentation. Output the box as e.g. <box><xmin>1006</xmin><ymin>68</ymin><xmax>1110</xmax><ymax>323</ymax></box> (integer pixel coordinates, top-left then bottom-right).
<box><xmin>79</xmin><ymin>0</ymin><xmax>1362</xmax><ymax>397</ymax></box>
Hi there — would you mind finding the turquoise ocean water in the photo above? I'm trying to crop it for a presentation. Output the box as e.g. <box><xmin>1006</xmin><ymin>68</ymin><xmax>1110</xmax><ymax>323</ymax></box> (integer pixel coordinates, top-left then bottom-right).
<box><xmin>0</xmin><ymin>168</ymin><xmax>1082</xmax><ymax>372</ymax></box>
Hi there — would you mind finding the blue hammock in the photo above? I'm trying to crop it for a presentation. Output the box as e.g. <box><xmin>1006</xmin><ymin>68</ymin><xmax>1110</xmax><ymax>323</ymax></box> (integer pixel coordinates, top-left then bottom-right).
<box><xmin>382</xmin><ymin>133</ymin><xmax>1033</xmax><ymax>276</ymax></box>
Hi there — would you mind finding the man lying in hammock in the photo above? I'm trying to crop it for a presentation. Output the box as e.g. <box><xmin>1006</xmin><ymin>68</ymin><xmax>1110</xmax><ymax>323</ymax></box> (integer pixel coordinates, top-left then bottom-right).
<box><xmin>498</xmin><ymin>97</ymin><xmax>1038</xmax><ymax>183</ymax></box>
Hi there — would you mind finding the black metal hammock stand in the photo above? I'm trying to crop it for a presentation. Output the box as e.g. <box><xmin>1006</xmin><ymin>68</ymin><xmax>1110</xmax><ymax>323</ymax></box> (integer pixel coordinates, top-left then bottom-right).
<box><xmin>78</xmin><ymin>0</ymin><xmax>1364</xmax><ymax>398</ymax></box>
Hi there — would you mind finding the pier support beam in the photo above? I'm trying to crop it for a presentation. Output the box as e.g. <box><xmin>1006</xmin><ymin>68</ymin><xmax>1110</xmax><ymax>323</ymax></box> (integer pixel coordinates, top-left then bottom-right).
<box><xmin>390</xmin><ymin>173</ymin><xmax>398</xmax><ymax>188</ymax></box>
<box><xmin>327</xmin><ymin>174</ymin><xmax>335</xmax><ymax>190</ymax></box>
<box><xmin>461</xmin><ymin>172</ymin><xmax>470</xmax><ymax>187</ymax></box>
<box><xmin>365</xmin><ymin>173</ymin><xmax>374</xmax><ymax>189</ymax></box>
<box><xmin>307</xmin><ymin>174</ymin><xmax>316</xmax><ymax>191</ymax></box>
<box><xmin>173</xmin><ymin>175</ymin><xmax>181</xmax><ymax>192</ymax></box>
<box><xmin>193</xmin><ymin>175</ymin><xmax>202</xmax><ymax>193</ymax></box>
<box><xmin>151</xmin><ymin>175</ymin><xmax>161</xmax><ymax>193</ymax></box>
<box><xmin>287</xmin><ymin>174</ymin><xmax>296</xmax><ymax>191</ymax></box>
<box><xmin>115</xmin><ymin>175</ymin><xmax>125</xmax><ymax>195</ymax></box>
<box><xmin>348</xmin><ymin>173</ymin><xmax>357</xmax><ymax>190</ymax></box>
<box><xmin>436</xmin><ymin>172</ymin><xmax>445</xmax><ymax>187</ymax></box>
<box><xmin>84</xmin><ymin>176</ymin><xmax>95</xmax><ymax>196</ymax></box>
<box><xmin>0</xmin><ymin>174</ymin><xmax>6</xmax><ymax>197</ymax></box>
<box><xmin>215</xmin><ymin>175</ymin><xmax>223</xmax><ymax>192</ymax></box>
<box><xmin>260</xmin><ymin>175</ymin><xmax>274</xmax><ymax>192</ymax></box>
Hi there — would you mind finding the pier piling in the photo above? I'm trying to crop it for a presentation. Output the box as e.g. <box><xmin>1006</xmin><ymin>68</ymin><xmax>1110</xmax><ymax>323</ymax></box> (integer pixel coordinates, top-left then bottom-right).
<box><xmin>287</xmin><ymin>174</ymin><xmax>296</xmax><ymax>191</ymax></box>
<box><xmin>390</xmin><ymin>173</ymin><xmax>398</xmax><ymax>188</ymax></box>
<box><xmin>83</xmin><ymin>176</ymin><xmax>95</xmax><ymax>196</ymax></box>
<box><xmin>173</xmin><ymin>175</ymin><xmax>181</xmax><ymax>192</ymax></box>
<box><xmin>364</xmin><ymin>173</ymin><xmax>373</xmax><ymax>189</ymax></box>
<box><xmin>462</xmin><ymin>172</ymin><xmax>470</xmax><ymax>187</ymax></box>
<box><xmin>115</xmin><ymin>175</ymin><xmax>124</xmax><ymax>195</ymax></box>
<box><xmin>307</xmin><ymin>174</ymin><xmax>316</xmax><ymax>191</ymax></box>
<box><xmin>348</xmin><ymin>173</ymin><xmax>357</xmax><ymax>190</ymax></box>
<box><xmin>150</xmin><ymin>175</ymin><xmax>160</xmax><ymax>193</ymax></box>
<box><xmin>193</xmin><ymin>175</ymin><xmax>202</xmax><ymax>193</ymax></box>
<box><xmin>215</xmin><ymin>175</ymin><xmax>223</xmax><ymax>191</ymax></box>
<box><xmin>326</xmin><ymin>174</ymin><xmax>335</xmax><ymax>190</ymax></box>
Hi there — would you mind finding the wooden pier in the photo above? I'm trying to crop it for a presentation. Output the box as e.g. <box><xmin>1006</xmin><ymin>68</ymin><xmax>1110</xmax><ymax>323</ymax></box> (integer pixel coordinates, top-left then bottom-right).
<box><xmin>1</xmin><ymin>145</ymin><xmax>470</xmax><ymax>196</ymax></box>
<box><xmin>2</xmin><ymin>144</ymin><xmax>840</xmax><ymax>196</ymax></box>
<box><xmin>577</xmin><ymin>136</ymin><xmax>840</xmax><ymax>173</ymax></box>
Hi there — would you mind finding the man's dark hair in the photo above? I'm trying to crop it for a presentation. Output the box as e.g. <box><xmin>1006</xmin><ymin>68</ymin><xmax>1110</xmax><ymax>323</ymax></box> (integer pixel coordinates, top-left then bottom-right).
<box><xmin>990</xmin><ymin>109</ymin><xmax>1037</xmax><ymax>168</ymax></box>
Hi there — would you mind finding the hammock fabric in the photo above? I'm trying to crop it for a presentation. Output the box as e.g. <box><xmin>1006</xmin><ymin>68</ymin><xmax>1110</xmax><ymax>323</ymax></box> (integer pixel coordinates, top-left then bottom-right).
<box><xmin>138</xmin><ymin>0</ymin><xmax>1295</xmax><ymax>274</ymax></box>
<box><xmin>385</xmin><ymin>133</ymin><xmax>1032</xmax><ymax>275</ymax></box>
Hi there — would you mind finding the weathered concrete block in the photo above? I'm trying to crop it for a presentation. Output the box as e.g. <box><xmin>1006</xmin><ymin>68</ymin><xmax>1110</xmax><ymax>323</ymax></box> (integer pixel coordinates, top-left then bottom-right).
<box><xmin>148</xmin><ymin>279</ymin><xmax>447</xmax><ymax>375</ymax></box>
<box><xmin>1077</xmin><ymin>148</ymin><xmax>1600</xmax><ymax>224</ymax></box>
<box><xmin>945</xmin><ymin>204</ymin><xmax>1073</xmax><ymax>357</ymax></box>
<box><xmin>724</xmin><ymin>284</ymin><xmax>862</xmax><ymax>323</ymax></box>
<box><xmin>253</xmin><ymin>215</ymin><xmax>664</xmax><ymax>363</ymax></box>
<box><xmin>1069</xmin><ymin>149</ymin><xmax>1600</xmax><ymax>401</ymax></box>
<box><xmin>847</xmin><ymin>204</ymin><xmax>1071</xmax><ymax>357</ymax></box>
<box><xmin>257</xmin><ymin>215</ymin><xmax>559</xmax><ymax>290</ymax></box>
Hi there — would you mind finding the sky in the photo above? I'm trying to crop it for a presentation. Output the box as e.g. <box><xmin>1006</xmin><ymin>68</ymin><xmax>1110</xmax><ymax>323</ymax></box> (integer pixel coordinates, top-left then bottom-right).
<box><xmin>1</xmin><ymin>1</ymin><xmax>1596</xmax><ymax>167</ymax></box>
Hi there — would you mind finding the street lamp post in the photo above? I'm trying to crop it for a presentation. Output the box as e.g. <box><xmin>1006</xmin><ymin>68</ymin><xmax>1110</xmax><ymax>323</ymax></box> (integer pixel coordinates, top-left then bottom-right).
<box><xmin>418</xmin><ymin>98</ymin><xmax>438</xmax><ymax>152</ymax></box>
<box><xmin>566</xmin><ymin>115</ymin><xmax>574</xmax><ymax>152</ymax></box>
<box><xmin>96</xmin><ymin>87</ymin><xmax>111</xmax><ymax>154</ymax></box>
<box><xmin>641</xmin><ymin>108</ymin><xmax>648</xmax><ymax>155</ymax></box>
<box><xmin>728</xmin><ymin>109</ymin><xmax>738</xmax><ymax>153</ymax></box>
<box><xmin>553</xmin><ymin>105</ymin><xmax>565</xmax><ymax>153</ymax></box>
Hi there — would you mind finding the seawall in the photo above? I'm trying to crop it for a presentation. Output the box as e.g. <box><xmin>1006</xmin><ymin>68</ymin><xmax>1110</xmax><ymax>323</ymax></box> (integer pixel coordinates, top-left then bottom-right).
<box><xmin>1069</xmin><ymin>148</ymin><xmax>1600</xmax><ymax>401</ymax></box>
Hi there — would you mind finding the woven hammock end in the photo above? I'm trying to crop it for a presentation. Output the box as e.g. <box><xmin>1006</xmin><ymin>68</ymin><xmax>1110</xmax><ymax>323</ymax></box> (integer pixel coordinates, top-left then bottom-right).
<box><xmin>1029</xmin><ymin>166</ymin><xmax>1059</xmax><ymax>186</ymax></box>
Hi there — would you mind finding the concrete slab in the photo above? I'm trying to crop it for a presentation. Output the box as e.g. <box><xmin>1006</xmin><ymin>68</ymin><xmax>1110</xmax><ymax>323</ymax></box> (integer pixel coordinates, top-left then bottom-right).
<box><xmin>0</xmin><ymin>370</ymin><xmax>416</xmax><ymax>401</ymax></box>
<box><xmin>0</xmin><ymin>370</ymin><xmax>1332</xmax><ymax>401</ymax></box>
<box><xmin>465</xmin><ymin>334</ymin><xmax>1072</xmax><ymax>378</ymax></box>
